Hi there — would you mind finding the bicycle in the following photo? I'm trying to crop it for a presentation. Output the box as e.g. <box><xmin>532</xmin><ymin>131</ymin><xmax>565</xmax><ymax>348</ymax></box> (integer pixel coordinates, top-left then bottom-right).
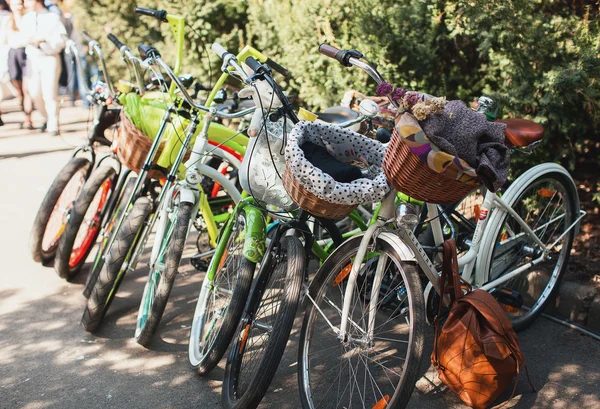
<box><xmin>80</xmin><ymin>7</ymin><xmax>266</xmax><ymax>333</ymax></box>
<box><xmin>295</xmin><ymin>44</ymin><xmax>585</xmax><ymax>409</ymax></box>
<box><xmin>180</xmin><ymin>44</ymin><xmax>396</xmax><ymax>409</ymax></box>
<box><xmin>131</xmin><ymin>38</ymin><xmax>297</xmax><ymax>346</ymax></box>
<box><xmin>29</xmin><ymin>32</ymin><xmax>121</xmax><ymax>265</ymax></box>
<box><xmin>73</xmin><ymin>7</ymin><xmax>246</xmax><ymax>297</ymax></box>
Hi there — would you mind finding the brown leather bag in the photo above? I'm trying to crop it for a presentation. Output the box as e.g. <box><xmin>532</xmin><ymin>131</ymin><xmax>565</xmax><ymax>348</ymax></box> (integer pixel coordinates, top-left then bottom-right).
<box><xmin>431</xmin><ymin>239</ymin><xmax>535</xmax><ymax>409</ymax></box>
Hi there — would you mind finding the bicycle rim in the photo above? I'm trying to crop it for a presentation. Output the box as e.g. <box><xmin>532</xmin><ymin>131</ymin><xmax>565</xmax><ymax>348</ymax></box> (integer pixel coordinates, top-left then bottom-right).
<box><xmin>300</xmin><ymin>243</ymin><xmax>422</xmax><ymax>409</ymax></box>
<box><xmin>70</xmin><ymin>178</ymin><xmax>113</xmax><ymax>268</ymax></box>
<box><xmin>190</xmin><ymin>212</ymin><xmax>250</xmax><ymax>367</ymax></box>
<box><xmin>488</xmin><ymin>175</ymin><xmax>575</xmax><ymax>324</ymax></box>
<box><xmin>42</xmin><ymin>166</ymin><xmax>87</xmax><ymax>253</ymax></box>
<box><xmin>135</xmin><ymin>204</ymin><xmax>180</xmax><ymax>336</ymax></box>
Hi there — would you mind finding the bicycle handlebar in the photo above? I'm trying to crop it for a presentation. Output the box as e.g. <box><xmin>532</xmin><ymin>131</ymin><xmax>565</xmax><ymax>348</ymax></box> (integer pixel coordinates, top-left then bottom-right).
<box><xmin>81</xmin><ymin>31</ymin><xmax>93</xmax><ymax>44</ymax></box>
<box><xmin>141</xmin><ymin>49</ymin><xmax>255</xmax><ymax>119</ymax></box>
<box><xmin>244</xmin><ymin>56</ymin><xmax>263</xmax><ymax>74</ymax></box>
<box><xmin>107</xmin><ymin>33</ymin><xmax>125</xmax><ymax>50</ymax></box>
<box><xmin>265</xmin><ymin>58</ymin><xmax>290</xmax><ymax>78</ymax></box>
<box><xmin>211</xmin><ymin>42</ymin><xmax>228</xmax><ymax>59</ymax></box>
<box><xmin>318</xmin><ymin>43</ymin><xmax>387</xmax><ymax>92</ymax></box>
<box><xmin>138</xmin><ymin>43</ymin><xmax>161</xmax><ymax>60</ymax></box>
<box><xmin>135</xmin><ymin>6</ymin><xmax>168</xmax><ymax>22</ymax></box>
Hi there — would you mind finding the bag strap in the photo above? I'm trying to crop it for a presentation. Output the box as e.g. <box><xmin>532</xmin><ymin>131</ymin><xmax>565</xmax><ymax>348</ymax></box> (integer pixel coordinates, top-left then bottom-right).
<box><xmin>432</xmin><ymin>239</ymin><xmax>462</xmax><ymax>366</ymax></box>
<box><xmin>441</xmin><ymin>239</ymin><xmax>463</xmax><ymax>303</ymax></box>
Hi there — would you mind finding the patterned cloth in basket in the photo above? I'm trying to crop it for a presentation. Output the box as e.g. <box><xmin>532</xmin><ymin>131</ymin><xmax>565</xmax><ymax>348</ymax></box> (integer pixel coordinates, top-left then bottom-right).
<box><xmin>285</xmin><ymin>122</ymin><xmax>390</xmax><ymax>206</ymax></box>
<box><xmin>396</xmin><ymin>112</ymin><xmax>479</xmax><ymax>186</ymax></box>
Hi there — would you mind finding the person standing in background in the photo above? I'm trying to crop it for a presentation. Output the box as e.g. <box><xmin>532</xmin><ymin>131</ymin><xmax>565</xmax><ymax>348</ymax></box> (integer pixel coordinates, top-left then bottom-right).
<box><xmin>19</xmin><ymin>0</ymin><xmax>66</xmax><ymax>135</ymax></box>
<box><xmin>6</xmin><ymin>0</ymin><xmax>34</xmax><ymax>129</ymax></box>
<box><xmin>0</xmin><ymin>0</ymin><xmax>12</xmax><ymax>126</ymax></box>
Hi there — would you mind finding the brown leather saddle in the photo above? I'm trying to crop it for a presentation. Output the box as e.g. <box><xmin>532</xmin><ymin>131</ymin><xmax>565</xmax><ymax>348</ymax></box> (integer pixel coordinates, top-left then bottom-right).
<box><xmin>497</xmin><ymin>118</ymin><xmax>544</xmax><ymax>147</ymax></box>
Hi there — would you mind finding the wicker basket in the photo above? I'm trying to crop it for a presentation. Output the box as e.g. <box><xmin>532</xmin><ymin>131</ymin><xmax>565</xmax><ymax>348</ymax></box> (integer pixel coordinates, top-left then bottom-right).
<box><xmin>282</xmin><ymin>166</ymin><xmax>357</xmax><ymax>220</ymax></box>
<box><xmin>383</xmin><ymin>127</ymin><xmax>476</xmax><ymax>204</ymax></box>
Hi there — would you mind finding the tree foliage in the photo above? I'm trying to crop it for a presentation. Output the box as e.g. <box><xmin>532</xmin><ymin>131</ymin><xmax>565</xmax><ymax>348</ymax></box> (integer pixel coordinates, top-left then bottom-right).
<box><xmin>74</xmin><ymin>0</ymin><xmax>600</xmax><ymax>172</ymax></box>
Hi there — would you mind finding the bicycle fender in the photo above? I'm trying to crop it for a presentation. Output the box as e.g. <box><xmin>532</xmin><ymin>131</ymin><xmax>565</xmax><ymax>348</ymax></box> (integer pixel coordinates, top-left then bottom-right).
<box><xmin>179</xmin><ymin>188</ymin><xmax>197</xmax><ymax>205</ymax></box>
<box><xmin>242</xmin><ymin>205</ymin><xmax>266</xmax><ymax>264</ymax></box>
<box><xmin>304</xmin><ymin>232</ymin><xmax>416</xmax><ymax>307</ymax></box>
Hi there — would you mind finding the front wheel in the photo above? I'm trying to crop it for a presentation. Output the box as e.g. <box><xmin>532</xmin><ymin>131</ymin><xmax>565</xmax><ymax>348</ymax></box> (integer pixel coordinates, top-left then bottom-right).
<box><xmin>480</xmin><ymin>170</ymin><xmax>578</xmax><ymax>331</ymax></box>
<box><xmin>30</xmin><ymin>157</ymin><xmax>91</xmax><ymax>263</ymax></box>
<box><xmin>54</xmin><ymin>165</ymin><xmax>116</xmax><ymax>280</ymax></box>
<box><xmin>135</xmin><ymin>199</ymin><xmax>193</xmax><ymax>346</ymax></box>
<box><xmin>298</xmin><ymin>235</ymin><xmax>425</xmax><ymax>409</ymax></box>
<box><xmin>82</xmin><ymin>177</ymin><xmax>137</xmax><ymax>298</ymax></box>
<box><xmin>222</xmin><ymin>235</ymin><xmax>304</xmax><ymax>409</ymax></box>
<box><xmin>188</xmin><ymin>210</ymin><xmax>256</xmax><ymax>374</ymax></box>
<box><xmin>81</xmin><ymin>196</ymin><xmax>153</xmax><ymax>332</ymax></box>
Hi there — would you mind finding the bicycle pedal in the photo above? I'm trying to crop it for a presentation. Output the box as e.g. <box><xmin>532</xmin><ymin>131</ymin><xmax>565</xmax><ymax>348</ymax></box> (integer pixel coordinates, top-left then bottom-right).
<box><xmin>490</xmin><ymin>287</ymin><xmax>524</xmax><ymax>311</ymax></box>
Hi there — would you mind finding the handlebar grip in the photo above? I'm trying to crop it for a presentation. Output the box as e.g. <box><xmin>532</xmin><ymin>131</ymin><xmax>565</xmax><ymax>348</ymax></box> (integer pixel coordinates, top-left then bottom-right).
<box><xmin>107</xmin><ymin>33</ymin><xmax>125</xmax><ymax>50</ymax></box>
<box><xmin>134</xmin><ymin>7</ymin><xmax>168</xmax><ymax>22</ymax></box>
<box><xmin>319</xmin><ymin>43</ymin><xmax>363</xmax><ymax>67</ymax></box>
<box><xmin>81</xmin><ymin>31</ymin><xmax>93</xmax><ymax>43</ymax></box>
<box><xmin>211</xmin><ymin>42</ymin><xmax>228</xmax><ymax>59</ymax></box>
<box><xmin>138</xmin><ymin>43</ymin><xmax>160</xmax><ymax>59</ymax></box>
<box><xmin>245</xmin><ymin>57</ymin><xmax>263</xmax><ymax>74</ymax></box>
<box><xmin>319</xmin><ymin>43</ymin><xmax>340</xmax><ymax>59</ymax></box>
<box><xmin>265</xmin><ymin>58</ymin><xmax>290</xmax><ymax>78</ymax></box>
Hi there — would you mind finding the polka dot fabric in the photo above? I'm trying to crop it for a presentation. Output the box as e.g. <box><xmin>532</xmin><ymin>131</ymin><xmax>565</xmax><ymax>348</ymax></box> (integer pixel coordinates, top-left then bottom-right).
<box><xmin>285</xmin><ymin>121</ymin><xmax>390</xmax><ymax>206</ymax></box>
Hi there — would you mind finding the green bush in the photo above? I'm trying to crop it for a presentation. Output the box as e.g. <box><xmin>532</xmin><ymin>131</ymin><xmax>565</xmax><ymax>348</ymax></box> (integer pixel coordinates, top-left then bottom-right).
<box><xmin>74</xmin><ymin>0</ymin><xmax>600</xmax><ymax>172</ymax></box>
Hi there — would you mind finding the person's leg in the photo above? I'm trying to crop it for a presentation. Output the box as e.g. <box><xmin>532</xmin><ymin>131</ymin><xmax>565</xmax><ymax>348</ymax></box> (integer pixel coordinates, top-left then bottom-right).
<box><xmin>10</xmin><ymin>48</ymin><xmax>33</xmax><ymax>127</ymax></box>
<box><xmin>27</xmin><ymin>60</ymin><xmax>47</xmax><ymax>130</ymax></box>
<box><xmin>40</xmin><ymin>55</ymin><xmax>61</xmax><ymax>134</ymax></box>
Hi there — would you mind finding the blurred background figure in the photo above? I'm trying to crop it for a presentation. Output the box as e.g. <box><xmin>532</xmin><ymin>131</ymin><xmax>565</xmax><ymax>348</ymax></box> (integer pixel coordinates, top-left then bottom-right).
<box><xmin>20</xmin><ymin>0</ymin><xmax>66</xmax><ymax>135</ymax></box>
<box><xmin>6</xmin><ymin>0</ymin><xmax>33</xmax><ymax>129</ymax></box>
<box><xmin>0</xmin><ymin>0</ymin><xmax>11</xmax><ymax>126</ymax></box>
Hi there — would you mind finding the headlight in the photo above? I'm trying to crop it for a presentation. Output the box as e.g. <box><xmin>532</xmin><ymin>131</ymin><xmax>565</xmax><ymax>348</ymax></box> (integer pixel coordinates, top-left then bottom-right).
<box><xmin>395</xmin><ymin>203</ymin><xmax>419</xmax><ymax>230</ymax></box>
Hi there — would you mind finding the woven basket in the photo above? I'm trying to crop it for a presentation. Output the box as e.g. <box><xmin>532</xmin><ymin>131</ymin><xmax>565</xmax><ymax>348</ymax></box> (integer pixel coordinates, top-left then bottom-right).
<box><xmin>383</xmin><ymin>127</ymin><xmax>476</xmax><ymax>204</ymax></box>
<box><xmin>282</xmin><ymin>166</ymin><xmax>357</xmax><ymax>220</ymax></box>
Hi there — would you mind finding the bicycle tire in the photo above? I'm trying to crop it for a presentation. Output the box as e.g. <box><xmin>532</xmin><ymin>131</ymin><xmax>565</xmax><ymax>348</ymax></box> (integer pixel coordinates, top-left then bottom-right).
<box><xmin>135</xmin><ymin>201</ymin><xmax>193</xmax><ymax>346</ymax></box>
<box><xmin>222</xmin><ymin>235</ymin><xmax>304</xmax><ymax>409</ymax></box>
<box><xmin>479</xmin><ymin>170</ymin><xmax>577</xmax><ymax>331</ymax></box>
<box><xmin>298</xmin><ymin>234</ymin><xmax>425</xmax><ymax>409</ymax></box>
<box><xmin>81</xmin><ymin>196</ymin><xmax>153</xmax><ymax>332</ymax></box>
<box><xmin>189</xmin><ymin>210</ymin><xmax>256</xmax><ymax>374</ymax></box>
<box><xmin>30</xmin><ymin>157</ymin><xmax>91</xmax><ymax>264</ymax></box>
<box><xmin>82</xmin><ymin>177</ymin><xmax>137</xmax><ymax>299</ymax></box>
<box><xmin>55</xmin><ymin>165</ymin><xmax>117</xmax><ymax>280</ymax></box>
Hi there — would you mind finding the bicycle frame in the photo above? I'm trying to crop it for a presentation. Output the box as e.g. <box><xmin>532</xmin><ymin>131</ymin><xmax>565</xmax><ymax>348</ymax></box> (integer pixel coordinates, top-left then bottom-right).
<box><xmin>334</xmin><ymin>165</ymin><xmax>585</xmax><ymax>341</ymax></box>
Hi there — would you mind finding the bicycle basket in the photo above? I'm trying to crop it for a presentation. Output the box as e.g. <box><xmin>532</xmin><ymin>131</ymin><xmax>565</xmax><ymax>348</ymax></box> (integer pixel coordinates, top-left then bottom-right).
<box><xmin>239</xmin><ymin>116</ymin><xmax>297</xmax><ymax>211</ymax></box>
<box><xmin>283</xmin><ymin>121</ymin><xmax>389</xmax><ymax>220</ymax></box>
<box><xmin>383</xmin><ymin>112</ymin><xmax>479</xmax><ymax>204</ymax></box>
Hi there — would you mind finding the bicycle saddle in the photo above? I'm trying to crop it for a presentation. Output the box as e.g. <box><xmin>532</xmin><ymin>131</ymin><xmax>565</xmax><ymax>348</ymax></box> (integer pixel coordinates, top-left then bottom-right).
<box><xmin>316</xmin><ymin>106</ymin><xmax>358</xmax><ymax>125</ymax></box>
<box><xmin>497</xmin><ymin>118</ymin><xmax>544</xmax><ymax>147</ymax></box>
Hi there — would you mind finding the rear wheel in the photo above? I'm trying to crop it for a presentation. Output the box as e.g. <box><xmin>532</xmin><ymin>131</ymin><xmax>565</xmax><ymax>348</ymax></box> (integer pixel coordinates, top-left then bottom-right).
<box><xmin>189</xmin><ymin>210</ymin><xmax>256</xmax><ymax>374</ymax></box>
<box><xmin>55</xmin><ymin>165</ymin><xmax>116</xmax><ymax>280</ymax></box>
<box><xmin>30</xmin><ymin>157</ymin><xmax>91</xmax><ymax>263</ymax></box>
<box><xmin>222</xmin><ymin>236</ymin><xmax>304</xmax><ymax>409</ymax></box>
<box><xmin>481</xmin><ymin>171</ymin><xmax>577</xmax><ymax>331</ymax></box>
<box><xmin>81</xmin><ymin>197</ymin><xmax>153</xmax><ymax>332</ymax></box>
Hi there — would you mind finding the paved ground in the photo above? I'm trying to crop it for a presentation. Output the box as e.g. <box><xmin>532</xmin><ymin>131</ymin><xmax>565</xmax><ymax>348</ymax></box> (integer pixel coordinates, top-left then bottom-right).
<box><xmin>1</xmin><ymin>99</ymin><xmax>599</xmax><ymax>409</ymax></box>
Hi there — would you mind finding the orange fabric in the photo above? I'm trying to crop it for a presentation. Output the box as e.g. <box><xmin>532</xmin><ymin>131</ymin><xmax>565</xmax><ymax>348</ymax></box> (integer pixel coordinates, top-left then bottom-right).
<box><xmin>431</xmin><ymin>240</ymin><xmax>535</xmax><ymax>409</ymax></box>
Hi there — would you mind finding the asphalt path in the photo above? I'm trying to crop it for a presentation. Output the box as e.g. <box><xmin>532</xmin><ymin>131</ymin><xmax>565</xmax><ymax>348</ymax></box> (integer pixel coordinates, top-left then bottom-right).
<box><xmin>0</xmin><ymin>102</ymin><xmax>599</xmax><ymax>409</ymax></box>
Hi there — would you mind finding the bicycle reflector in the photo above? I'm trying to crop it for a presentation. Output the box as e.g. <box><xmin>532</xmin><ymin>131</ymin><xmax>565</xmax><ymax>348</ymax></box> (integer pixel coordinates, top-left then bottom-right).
<box><xmin>395</xmin><ymin>203</ymin><xmax>419</xmax><ymax>230</ymax></box>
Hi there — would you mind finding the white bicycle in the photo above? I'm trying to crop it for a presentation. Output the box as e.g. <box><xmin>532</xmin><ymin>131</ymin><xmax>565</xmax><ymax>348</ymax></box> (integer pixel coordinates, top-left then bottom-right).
<box><xmin>297</xmin><ymin>44</ymin><xmax>585</xmax><ymax>409</ymax></box>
